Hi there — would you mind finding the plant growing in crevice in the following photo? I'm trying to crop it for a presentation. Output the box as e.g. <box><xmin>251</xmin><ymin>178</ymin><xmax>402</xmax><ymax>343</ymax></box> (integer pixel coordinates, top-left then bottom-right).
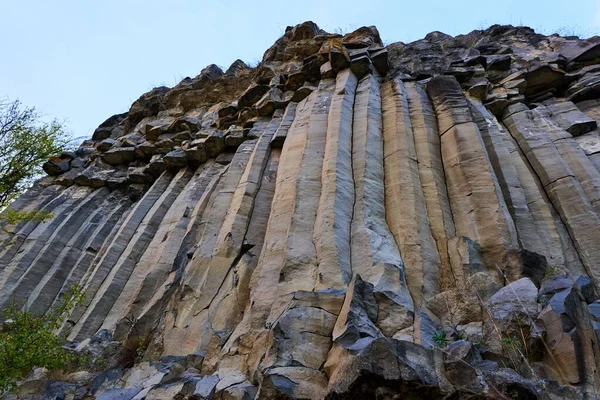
<box><xmin>432</xmin><ymin>331</ymin><xmax>448</xmax><ymax>347</ymax></box>
<box><xmin>456</xmin><ymin>330</ymin><xmax>467</xmax><ymax>341</ymax></box>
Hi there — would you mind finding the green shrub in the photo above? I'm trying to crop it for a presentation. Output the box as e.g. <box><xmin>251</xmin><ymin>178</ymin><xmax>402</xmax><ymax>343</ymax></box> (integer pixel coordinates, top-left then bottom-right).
<box><xmin>432</xmin><ymin>331</ymin><xmax>448</xmax><ymax>347</ymax></box>
<box><xmin>0</xmin><ymin>284</ymin><xmax>85</xmax><ymax>393</ymax></box>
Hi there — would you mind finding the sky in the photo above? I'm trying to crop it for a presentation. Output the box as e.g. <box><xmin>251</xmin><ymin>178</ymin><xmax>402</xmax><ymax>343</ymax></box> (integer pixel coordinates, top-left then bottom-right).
<box><xmin>1</xmin><ymin>0</ymin><xmax>599</xmax><ymax>139</ymax></box>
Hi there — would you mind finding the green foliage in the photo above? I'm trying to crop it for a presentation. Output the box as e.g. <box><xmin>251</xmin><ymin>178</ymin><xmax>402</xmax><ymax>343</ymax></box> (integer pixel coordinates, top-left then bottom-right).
<box><xmin>501</xmin><ymin>336</ymin><xmax>522</xmax><ymax>350</ymax></box>
<box><xmin>0</xmin><ymin>98</ymin><xmax>70</xmax><ymax>209</ymax></box>
<box><xmin>432</xmin><ymin>331</ymin><xmax>448</xmax><ymax>347</ymax></box>
<box><xmin>0</xmin><ymin>209</ymin><xmax>53</xmax><ymax>226</ymax></box>
<box><xmin>94</xmin><ymin>358</ymin><xmax>106</xmax><ymax>369</ymax></box>
<box><xmin>0</xmin><ymin>284</ymin><xmax>85</xmax><ymax>394</ymax></box>
<box><xmin>0</xmin><ymin>209</ymin><xmax>54</xmax><ymax>234</ymax></box>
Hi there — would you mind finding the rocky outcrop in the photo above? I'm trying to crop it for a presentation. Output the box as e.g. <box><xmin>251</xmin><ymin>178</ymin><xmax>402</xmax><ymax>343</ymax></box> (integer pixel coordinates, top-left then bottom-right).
<box><xmin>4</xmin><ymin>21</ymin><xmax>600</xmax><ymax>399</ymax></box>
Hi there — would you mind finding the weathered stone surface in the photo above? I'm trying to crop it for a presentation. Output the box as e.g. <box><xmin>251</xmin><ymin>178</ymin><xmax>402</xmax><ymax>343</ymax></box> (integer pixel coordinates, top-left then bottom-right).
<box><xmin>483</xmin><ymin>54</ymin><xmax>511</xmax><ymax>70</ymax></box>
<box><xmin>102</xmin><ymin>147</ymin><xmax>136</xmax><ymax>165</ymax></box>
<box><xmin>444</xmin><ymin>340</ymin><xmax>484</xmax><ymax>392</ymax></box>
<box><xmin>237</xmin><ymin>83</ymin><xmax>270</xmax><ymax>108</ymax></box>
<box><xmin>427</xmin><ymin>75</ymin><xmax>518</xmax><ymax>275</ymax></box>
<box><xmin>349</xmin><ymin>55</ymin><xmax>371</xmax><ymax>78</ymax></box>
<box><xmin>163</xmin><ymin>148</ymin><xmax>188</xmax><ymax>169</ymax></box>
<box><xmin>544</xmin><ymin>100</ymin><xmax>597</xmax><ymax>135</ymax></box>
<box><xmin>383</xmin><ymin>78</ymin><xmax>442</xmax><ymax>304</ymax></box>
<box><xmin>351</xmin><ymin>74</ymin><xmax>412</xmax><ymax>308</ymax></box>
<box><xmin>7</xmin><ymin>21</ymin><xmax>600</xmax><ymax>400</ymax></box>
<box><xmin>369</xmin><ymin>48</ymin><xmax>389</xmax><ymax>75</ymax></box>
<box><xmin>92</xmin><ymin>112</ymin><xmax>128</xmax><ymax>141</ymax></box>
<box><xmin>504</xmin><ymin>103</ymin><xmax>600</xmax><ymax>288</ymax></box>
<box><xmin>327</xmin><ymin>39</ymin><xmax>350</xmax><ymax>72</ymax></box>
<box><xmin>128</xmin><ymin>86</ymin><xmax>169</xmax><ymax>124</ymax></box>
<box><xmin>486</xmin><ymin>278</ymin><xmax>539</xmax><ymax>321</ymax></box>
<box><xmin>43</xmin><ymin>157</ymin><xmax>71</xmax><ymax>175</ymax></box>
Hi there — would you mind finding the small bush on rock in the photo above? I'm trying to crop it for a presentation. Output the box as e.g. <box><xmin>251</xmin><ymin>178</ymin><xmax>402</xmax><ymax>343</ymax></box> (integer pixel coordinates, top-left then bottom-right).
<box><xmin>432</xmin><ymin>331</ymin><xmax>448</xmax><ymax>347</ymax></box>
<box><xmin>0</xmin><ymin>284</ymin><xmax>85</xmax><ymax>393</ymax></box>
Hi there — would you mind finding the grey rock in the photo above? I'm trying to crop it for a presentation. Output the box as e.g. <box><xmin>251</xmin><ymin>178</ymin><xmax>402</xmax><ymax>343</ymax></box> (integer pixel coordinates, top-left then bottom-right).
<box><xmin>169</xmin><ymin>115</ymin><xmax>202</xmax><ymax>133</ymax></box>
<box><xmin>444</xmin><ymin>340</ymin><xmax>484</xmax><ymax>392</ymax></box>
<box><xmin>127</xmin><ymin>183</ymin><xmax>146</xmax><ymax>201</ymax></box>
<box><xmin>120</xmin><ymin>133</ymin><xmax>145</xmax><ymax>148</ymax></box>
<box><xmin>42</xmin><ymin>381</ymin><xmax>87</xmax><ymax>400</ymax></box>
<box><xmin>543</xmin><ymin>100</ymin><xmax>597</xmax><ymax>136</ymax></box>
<box><xmin>102</xmin><ymin>147</ymin><xmax>136</xmax><ymax>165</ymax></box>
<box><xmin>128</xmin><ymin>86</ymin><xmax>169</xmax><ymax>125</ymax></box>
<box><xmin>145</xmin><ymin>119</ymin><xmax>171</xmax><ymax>141</ymax></box>
<box><xmin>284</xmin><ymin>71</ymin><xmax>307</xmax><ymax>92</ymax></box>
<box><xmin>486</xmin><ymin>278</ymin><xmax>539</xmax><ymax>320</ymax></box>
<box><xmin>98</xmin><ymin>138</ymin><xmax>119</xmax><ymax>152</ymax></box>
<box><xmin>198</xmin><ymin>64</ymin><xmax>224</xmax><ymax>81</ymax></box>
<box><xmin>483</xmin><ymin>54</ymin><xmax>511</xmax><ymax>70</ymax></box>
<box><xmin>127</xmin><ymin>167</ymin><xmax>149</xmax><ymax>184</ymax></box>
<box><xmin>332</xmin><ymin>275</ymin><xmax>381</xmax><ymax>350</ymax></box>
<box><xmin>329</xmin><ymin>44</ymin><xmax>350</xmax><ymax>72</ymax></box>
<box><xmin>163</xmin><ymin>148</ymin><xmax>188</xmax><ymax>169</ymax></box>
<box><xmin>238</xmin><ymin>84</ymin><xmax>270</xmax><ymax>108</ymax></box>
<box><xmin>349</xmin><ymin>55</ymin><xmax>372</xmax><ymax>78</ymax></box>
<box><xmin>192</xmin><ymin>375</ymin><xmax>219</xmax><ymax>399</ymax></box>
<box><xmin>92</xmin><ymin>112</ymin><xmax>128</xmax><ymax>141</ymax></box>
<box><xmin>96</xmin><ymin>387</ymin><xmax>142</xmax><ymax>400</ymax></box>
<box><xmin>502</xmin><ymin>249</ymin><xmax>548</xmax><ymax>287</ymax></box>
<box><xmin>226</xmin><ymin>59</ymin><xmax>248</xmax><ymax>75</ymax></box>
<box><xmin>320</xmin><ymin>61</ymin><xmax>335</xmax><ymax>79</ymax></box>
<box><xmin>90</xmin><ymin>367</ymin><xmax>123</xmax><ymax>394</ymax></box>
<box><xmin>43</xmin><ymin>157</ymin><xmax>71</xmax><ymax>176</ymax></box>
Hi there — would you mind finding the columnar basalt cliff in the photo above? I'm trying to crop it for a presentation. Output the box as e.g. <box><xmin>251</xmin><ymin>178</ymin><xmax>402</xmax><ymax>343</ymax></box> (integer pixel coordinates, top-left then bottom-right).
<box><xmin>4</xmin><ymin>22</ymin><xmax>600</xmax><ymax>399</ymax></box>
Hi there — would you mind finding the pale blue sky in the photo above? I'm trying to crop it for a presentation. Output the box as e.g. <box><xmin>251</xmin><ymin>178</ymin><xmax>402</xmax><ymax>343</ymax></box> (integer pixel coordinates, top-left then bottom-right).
<box><xmin>1</xmin><ymin>0</ymin><xmax>599</xmax><ymax>138</ymax></box>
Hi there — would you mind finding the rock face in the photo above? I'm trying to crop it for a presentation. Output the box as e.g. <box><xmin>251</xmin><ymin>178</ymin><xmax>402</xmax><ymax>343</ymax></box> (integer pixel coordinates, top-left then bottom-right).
<box><xmin>4</xmin><ymin>22</ymin><xmax>600</xmax><ymax>399</ymax></box>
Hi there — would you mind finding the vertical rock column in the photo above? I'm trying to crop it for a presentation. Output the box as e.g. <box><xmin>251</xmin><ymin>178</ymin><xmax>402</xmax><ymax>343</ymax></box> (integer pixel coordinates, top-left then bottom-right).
<box><xmin>314</xmin><ymin>69</ymin><xmax>358</xmax><ymax>290</ymax></box>
<box><xmin>0</xmin><ymin>186</ymin><xmax>94</xmax><ymax>300</ymax></box>
<box><xmin>504</xmin><ymin>103</ymin><xmax>600</xmax><ymax>287</ymax></box>
<box><xmin>67</xmin><ymin>170</ymin><xmax>186</xmax><ymax>340</ymax></box>
<box><xmin>0</xmin><ymin>186</ymin><xmax>109</xmax><ymax>310</ymax></box>
<box><xmin>470</xmin><ymin>99</ymin><xmax>584</xmax><ymax>274</ymax></box>
<box><xmin>426</xmin><ymin>76</ymin><xmax>518</xmax><ymax>282</ymax></box>
<box><xmin>405</xmin><ymin>81</ymin><xmax>457</xmax><ymax>291</ymax></box>
<box><xmin>161</xmin><ymin>139</ymin><xmax>258</xmax><ymax>356</ymax></box>
<box><xmin>123</xmin><ymin>162</ymin><xmax>225</xmax><ymax>343</ymax></box>
<box><xmin>382</xmin><ymin>78</ymin><xmax>441</xmax><ymax>305</ymax></box>
<box><xmin>199</xmin><ymin>116</ymin><xmax>284</xmax><ymax>372</ymax></box>
<box><xmin>24</xmin><ymin>190</ymin><xmax>131</xmax><ymax>316</ymax></box>
<box><xmin>0</xmin><ymin>182</ymin><xmax>65</xmax><ymax>250</ymax></box>
<box><xmin>350</xmin><ymin>73</ymin><xmax>412</xmax><ymax>308</ymax></box>
<box><xmin>278</xmin><ymin>78</ymin><xmax>334</xmax><ymax>295</ymax></box>
<box><xmin>49</xmin><ymin>196</ymin><xmax>133</xmax><ymax>314</ymax></box>
<box><xmin>218</xmin><ymin>80</ymin><xmax>335</xmax><ymax>389</ymax></box>
<box><xmin>102</xmin><ymin>162</ymin><xmax>226</xmax><ymax>337</ymax></box>
<box><xmin>538</xmin><ymin>106</ymin><xmax>600</xmax><ymax>217</ymax></box>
